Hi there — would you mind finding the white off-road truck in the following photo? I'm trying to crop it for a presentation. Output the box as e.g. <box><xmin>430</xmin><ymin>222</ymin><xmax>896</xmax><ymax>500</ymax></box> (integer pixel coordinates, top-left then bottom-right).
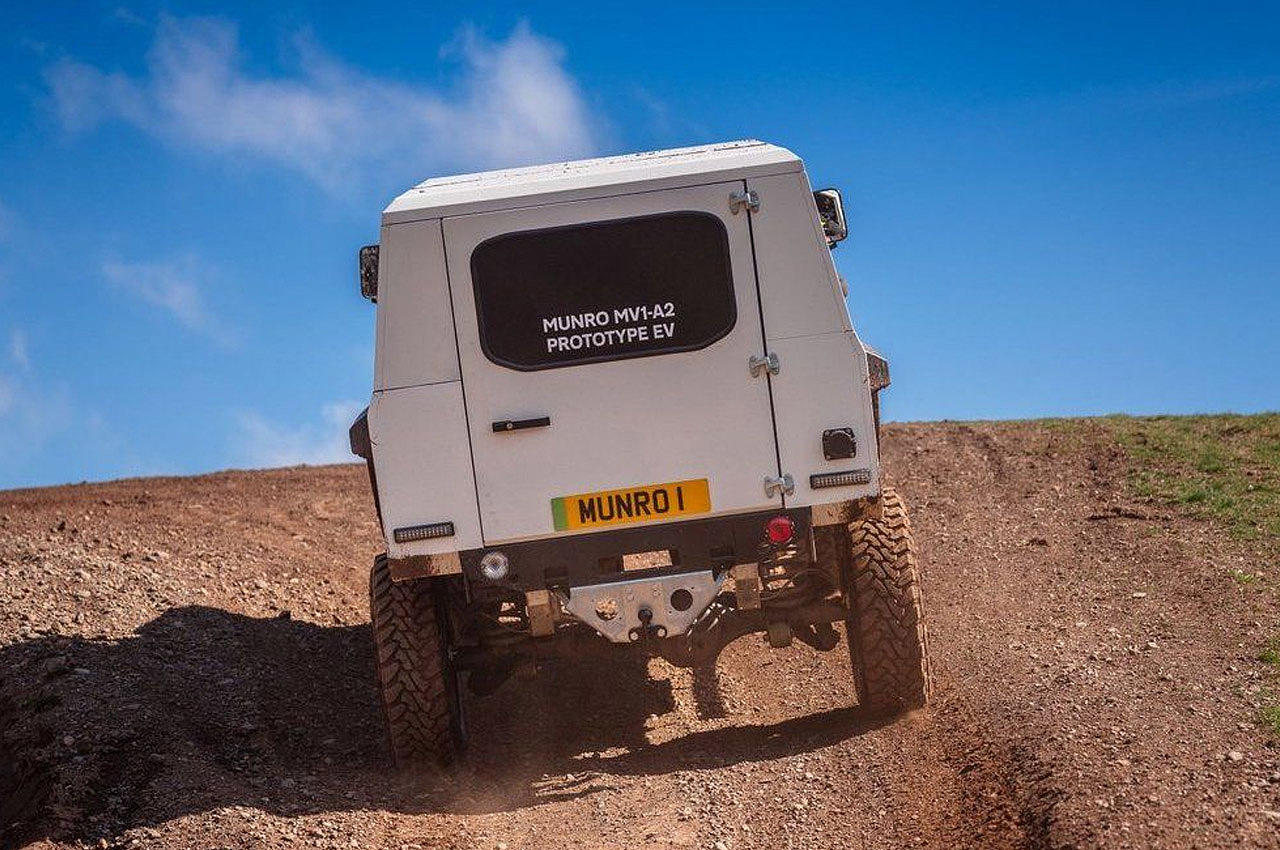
<box><xmin>350</xmin><ymin>140</ymin><xmax>930</xmax><ymax>767</ymax></box>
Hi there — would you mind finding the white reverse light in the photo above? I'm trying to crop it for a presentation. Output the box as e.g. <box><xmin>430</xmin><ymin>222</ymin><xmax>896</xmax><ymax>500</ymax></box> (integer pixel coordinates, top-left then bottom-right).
<box><xmin>479</xmin><ymin>550</ymin><xmax>510</xmax><ymax>581</ymax></box>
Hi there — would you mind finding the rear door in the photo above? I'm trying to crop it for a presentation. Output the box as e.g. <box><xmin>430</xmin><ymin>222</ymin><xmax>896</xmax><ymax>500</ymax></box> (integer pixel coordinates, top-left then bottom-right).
<box><xmin>444</xmin><ymin>181</ymin><xmax>782</xmax><ymax>544</ymax></box>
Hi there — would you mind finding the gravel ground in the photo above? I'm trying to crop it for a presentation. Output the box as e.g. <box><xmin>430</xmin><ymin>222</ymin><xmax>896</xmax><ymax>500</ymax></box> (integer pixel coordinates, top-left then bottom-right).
<box><xmin>2</xmin><ymin>421</ymin><xmax>1278</xmax><ymax>849</ymax></box>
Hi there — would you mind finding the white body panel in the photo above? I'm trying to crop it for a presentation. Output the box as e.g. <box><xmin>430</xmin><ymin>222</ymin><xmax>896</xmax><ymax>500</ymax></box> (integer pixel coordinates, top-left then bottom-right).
<box><xmin>748</xmin><ymin>172</ymin><xmax>852</xmax><ymax>339</ymax></box>
<box><xmin>364</xmin><ymin>140</ymin><xmax>881</xmax><ymax>558</ymax></box>
<box><xmin>373</xmin><ymin>220</ymin><xmax>460</xmax><ymax>391</ymax></box>
<box><xmin>768</xmin><ymin>332</ymin><xmax>879</xmax><ymax>507</ymax></box>
<box><xmin>385</xmin><ymin>140</ymin><xmax>801</xmax><ymax>223</ymax></box>
<box><xmin>368</xmin><ymin>381</ymin><xmax>484</xmax><ymax>558</ymax></box>
<box><xmin>443</xmin><ymin>181</ymin><xmax>782</xmax><ymax>544</ymax></box>
<box><xmin>745</xmin><ymin>172</ymin><xmax>880</xmax><ymax>507</ymax></box>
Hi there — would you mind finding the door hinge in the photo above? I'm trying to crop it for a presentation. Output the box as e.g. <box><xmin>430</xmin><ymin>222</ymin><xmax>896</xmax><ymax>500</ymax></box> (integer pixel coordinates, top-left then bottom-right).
<box><xmin>764</xmin><ymin>473</ymin><xmax>795</xmax><ymax>498</ymax></box>
<box><xmin>749</xmin><ymin>352</ymin><xmax>781</xmax><ymax>377</ymax></box>
<box><xmin>729</xmin><ymin>189</ymin><xmax>760</xmax><ymax>214</ymax></box>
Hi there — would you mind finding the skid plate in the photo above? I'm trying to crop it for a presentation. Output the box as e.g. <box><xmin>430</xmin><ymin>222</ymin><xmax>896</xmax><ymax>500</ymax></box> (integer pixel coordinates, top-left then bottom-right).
<box><xmin>558</xmin><ymin>571</ymin><xmax>725</xmax><ymax>643</ymax></box>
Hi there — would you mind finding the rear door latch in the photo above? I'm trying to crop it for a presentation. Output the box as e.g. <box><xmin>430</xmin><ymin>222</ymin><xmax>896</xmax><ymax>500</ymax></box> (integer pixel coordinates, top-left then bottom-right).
<box><xmin>749</xmin><ymin>352</ymin><xmax>781</xmax><ymax>377</ymax></box>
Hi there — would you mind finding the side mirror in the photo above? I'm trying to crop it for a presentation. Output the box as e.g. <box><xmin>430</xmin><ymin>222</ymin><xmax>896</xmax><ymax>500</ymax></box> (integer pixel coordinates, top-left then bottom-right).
<box><xmin>359</xmin><ymin>244</ymin><xmax>379</xmax><ymax>302</ymax></box>
<box><xmin>813</xmin><ymin>189</ymin><xmax>848</xmax><ymax>248</ymax></box>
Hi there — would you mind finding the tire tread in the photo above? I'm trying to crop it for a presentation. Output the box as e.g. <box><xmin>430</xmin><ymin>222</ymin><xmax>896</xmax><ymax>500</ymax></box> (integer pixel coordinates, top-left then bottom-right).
<box><xmin>369</xmin><ymin>555</ymin><xmax>460</xmax><ymax>768</ymax></box>
<box><xmin>838</xmin><ymin>487</ymin><xmax>931</xmax><ymax>715</ymax></box>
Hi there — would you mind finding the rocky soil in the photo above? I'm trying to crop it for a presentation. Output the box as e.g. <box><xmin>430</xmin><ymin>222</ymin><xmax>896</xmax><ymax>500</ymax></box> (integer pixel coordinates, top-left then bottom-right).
<box><xmin>2</xmin><ymin>421</ymin><xmax>1278</xmax><ymax>849</ymax></box>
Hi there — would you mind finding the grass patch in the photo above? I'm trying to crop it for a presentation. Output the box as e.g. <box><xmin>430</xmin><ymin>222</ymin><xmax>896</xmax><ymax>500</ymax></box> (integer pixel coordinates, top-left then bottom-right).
<box><xmin>1096</xmin><ymin>413</ymin><xmax>1280</xmax><ymax>540</ymax></box>
<box><xmin>1261</xmin><ymin>639</ymin><xmax>1280</xmax><ymax>668</ymax></box>
<box><xmin>1262</xmin><ymin>703</ymin><xmax>1280</xmax><ymax>737</ymax></box>
<box><xmin>1091</xmin><ymin>414</ymin><xmax>1280</xmax><ymax>736</ymax></box>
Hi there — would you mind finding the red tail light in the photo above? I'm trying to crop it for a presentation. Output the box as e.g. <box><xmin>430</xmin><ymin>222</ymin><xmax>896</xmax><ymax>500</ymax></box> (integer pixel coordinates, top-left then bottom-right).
<box><xmin>765</xmin><ymin>515</ymin><xmax>795</xmax><ymax>544</ymax></box>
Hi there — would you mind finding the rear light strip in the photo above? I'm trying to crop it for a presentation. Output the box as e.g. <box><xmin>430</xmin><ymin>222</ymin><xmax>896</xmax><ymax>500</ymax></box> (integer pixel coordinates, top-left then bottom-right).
<box><xmin>810</xmin><ymin>468</ymin><xmax>872</xmax><ymax>489</ymax></box>
<box><xmin>393</xmin><ymin>521</ymin><xmax>455</xmax><ymax>543</ymax></box>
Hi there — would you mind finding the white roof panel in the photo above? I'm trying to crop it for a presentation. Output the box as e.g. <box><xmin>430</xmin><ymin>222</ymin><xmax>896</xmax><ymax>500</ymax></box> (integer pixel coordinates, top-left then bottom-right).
<box><xmin>383</xmin><ymin>140</ymin><xmax>802</xmax><ymax>223</ymax></box>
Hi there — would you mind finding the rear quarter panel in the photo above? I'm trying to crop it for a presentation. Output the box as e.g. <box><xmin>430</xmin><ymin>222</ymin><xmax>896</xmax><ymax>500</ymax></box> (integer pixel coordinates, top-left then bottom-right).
<box><xmin>747</xmin><ymin>171</ymin><xmax>881</xmax><ymax>507</ymax></box>
<box><xmin>373</xmin><ymin>219</ymin><xmax>460</xmax><ymax>392</ymax></box>
<box><xmin>368</xmin><ymin>382</ymin><xmax>483</xmax><ymax>559</ymax></box>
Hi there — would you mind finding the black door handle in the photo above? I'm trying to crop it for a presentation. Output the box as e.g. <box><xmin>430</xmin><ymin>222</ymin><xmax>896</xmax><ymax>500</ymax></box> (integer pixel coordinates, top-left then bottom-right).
<box><xmin>492</xmin><ymin>416</ymin><xmax>551</xmax><ymax>433</ymax></box>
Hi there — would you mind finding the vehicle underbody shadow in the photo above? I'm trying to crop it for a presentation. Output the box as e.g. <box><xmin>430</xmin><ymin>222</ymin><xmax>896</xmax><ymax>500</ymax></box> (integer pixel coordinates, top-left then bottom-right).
<box><xmin>691</xmin><ymin>659</ymin><xmax>729</xmax><ymax>719</ymax></box>
<box><xmin>0</xmin><ymin>605</ymin><xmax>878</xmax><ymax>847</ymax></box>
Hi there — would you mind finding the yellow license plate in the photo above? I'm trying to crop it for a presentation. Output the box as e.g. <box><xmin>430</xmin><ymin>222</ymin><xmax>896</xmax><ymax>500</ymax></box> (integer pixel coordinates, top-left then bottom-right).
<box><xmin>551</xmin><ymin>478</ymin><xmax>711</xmax><ymax>531</ymax></box>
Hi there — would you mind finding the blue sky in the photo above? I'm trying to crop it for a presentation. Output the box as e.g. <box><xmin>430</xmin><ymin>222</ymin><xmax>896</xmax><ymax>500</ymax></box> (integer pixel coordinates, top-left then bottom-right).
<box><xmin>1</xmin><ymin>2</ymin><xmax>1277</xmax><ymax>488</ymax></box>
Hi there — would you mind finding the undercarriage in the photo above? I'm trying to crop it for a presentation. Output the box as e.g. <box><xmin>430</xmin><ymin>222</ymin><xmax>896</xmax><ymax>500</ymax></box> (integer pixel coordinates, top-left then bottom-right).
<box><xmin>441</xmin><ymin>524</ymin><xmax>852</xmax><ymax>696</ymax></box>
<box><xmin>369</xmin><ymin>489</ymin><xmax>928</xmax><ymax>768</ymax></box>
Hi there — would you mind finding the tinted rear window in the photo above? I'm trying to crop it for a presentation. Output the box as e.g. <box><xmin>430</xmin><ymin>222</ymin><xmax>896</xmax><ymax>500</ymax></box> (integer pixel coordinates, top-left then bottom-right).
<box><xmin>470</xmin><ymin>212</ymin><xmax>737</xmax><ymax>371</ymax></box>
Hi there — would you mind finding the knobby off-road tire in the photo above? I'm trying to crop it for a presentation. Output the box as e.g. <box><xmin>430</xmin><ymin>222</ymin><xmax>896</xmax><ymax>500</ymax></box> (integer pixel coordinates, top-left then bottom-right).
<box><xmin>369</xmin><ymin>555</ymin><xmax>465</xmax><ymax>768</ymax></box>
<box><xmin>839</xmin><ymin>487</ymin><xmax>931</xmax><ymax>716</ymax></box>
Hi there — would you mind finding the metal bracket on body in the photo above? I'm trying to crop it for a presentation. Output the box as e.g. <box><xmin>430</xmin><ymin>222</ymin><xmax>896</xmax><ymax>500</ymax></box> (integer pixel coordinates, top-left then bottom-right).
<box><xmin>525</xmin><ymin>589</ymin><xmax>558</xmax><ymax>637</ymax></box>
<box><xmin>729</xmin><ymin>189</ymin><xmax>760</xmax><ymax>214</ymax></box>
<box><xmin>763</xmin><ymin>473</ymin><xmax>795</xmax><ymax>498</ymax></box>
<box><xmin>748</xmin><ymin>352</ymin><xmax>780</xmax><ymax>377</ymax></box>
<box><xmin>730</xmin><ymin>563</ymin><xmax>762</xmax><ymax>610</ymax></box>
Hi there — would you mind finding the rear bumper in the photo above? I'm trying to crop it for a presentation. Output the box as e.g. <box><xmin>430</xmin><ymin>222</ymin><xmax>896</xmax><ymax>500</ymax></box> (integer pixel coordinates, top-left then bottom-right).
<box><xmin>460</xmin><ymin>507</ymin><xmax>813</xmax><ymax>592</ymax></box>
<box><xmin>385</xmin><ymin>496</ymin><xmax>881</xmax><ymax>584</ymax></box>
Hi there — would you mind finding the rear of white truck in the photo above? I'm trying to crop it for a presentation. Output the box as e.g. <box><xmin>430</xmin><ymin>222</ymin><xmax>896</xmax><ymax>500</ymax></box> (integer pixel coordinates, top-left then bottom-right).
<box><xmin>349</xmin><ymin>141</ymin><xmax>928</xmax><ymax>767</ymax></box>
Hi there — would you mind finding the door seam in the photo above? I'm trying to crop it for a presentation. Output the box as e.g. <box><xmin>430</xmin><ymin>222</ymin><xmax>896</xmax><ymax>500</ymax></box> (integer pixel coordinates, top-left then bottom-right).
<box><xmin>438</xmin><ymin>222</ymin><xmax>489</xmax><ymax>546</ymax></box>
<box><xmin>742</xmin><ymin>178</ymin><xmax>786</xmax><ymax>507</ymax></box>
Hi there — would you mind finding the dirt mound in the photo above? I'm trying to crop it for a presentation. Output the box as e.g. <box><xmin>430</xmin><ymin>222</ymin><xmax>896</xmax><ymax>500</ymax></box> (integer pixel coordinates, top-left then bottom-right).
<box><xmin>1</xmin><ymin>422</ymin><xmax>1277</xmax><ymax>849</ymax></box>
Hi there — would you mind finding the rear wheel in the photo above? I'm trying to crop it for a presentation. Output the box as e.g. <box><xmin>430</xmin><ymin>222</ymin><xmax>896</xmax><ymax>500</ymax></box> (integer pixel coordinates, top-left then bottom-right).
<box><xmin>369</xmin><ymin>555</ymin><xmax>466</xmax><ymax>768</ymax></box>
<box><xmin>834</xmin><ymin>487</ymin><xmax>930</xmax><ymax>715</ymax></box>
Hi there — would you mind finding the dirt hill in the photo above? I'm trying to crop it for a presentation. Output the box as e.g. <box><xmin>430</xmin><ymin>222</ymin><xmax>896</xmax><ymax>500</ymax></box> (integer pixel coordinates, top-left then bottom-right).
<box><xmin>2</xmin><ymin>419</ymin><xmax>1278</xmax><ymax>850</ymax></box>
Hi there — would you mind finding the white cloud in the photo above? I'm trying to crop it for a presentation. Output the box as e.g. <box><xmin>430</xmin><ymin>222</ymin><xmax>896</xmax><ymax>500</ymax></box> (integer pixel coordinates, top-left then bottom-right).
<box><xmin>101</xmin><ymin>256</ymin><xmax>236</xmax><ymax>347</ymax></box>
<box><xmin>0</xmin><ymin>355</ymin><xmax>75</xmax><ymax>467</ymax></box>
<box><xmin>0</xmin><ymin>330</ymin><xmax>147</xmax><ymax>485</ymax></box>
<box><xmin>46</xmin><ymin>16</ymin><xmax>603</xmax><ymax>190</ymax></box>
<box><xmin>235</xmin><ymin>400</ymin><xmax>363</xmax><ymax>468</ymax></box>
<box><xmin>0</xmin><ymin>328</ymin><xmax>33</xmax><ymax>421</ymax></box>
<box><xmin>111</xmin><ymin>6</ymin><xmax>147</xmax><ymax>27</ymax></box>
<box><xmin>0</xmin><ymin>373</ymin><xmax>13</xmax><ymax>417</ymax></box>
<box><xmin>9</xmin><ymin>328</ymin><xmax>29</xmax><ymax>370</ymax></box>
